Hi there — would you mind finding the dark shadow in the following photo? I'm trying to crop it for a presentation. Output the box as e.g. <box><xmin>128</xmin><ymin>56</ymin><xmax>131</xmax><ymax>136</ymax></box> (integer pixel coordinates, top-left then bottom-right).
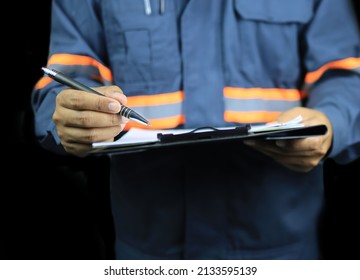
<box><xmin>323</xmin><ymin>158</ymin><xmax>360</xmax><ymax>259</ymax></box>
<box><xmin>3</xmin><ymin>1</ymin><xmax>115</xmax><ymax>260</ymax></box>
<box><xmin>321</xmin><ymin>0</ymin><xmax>360</xmax><ymax>260</ymax></box>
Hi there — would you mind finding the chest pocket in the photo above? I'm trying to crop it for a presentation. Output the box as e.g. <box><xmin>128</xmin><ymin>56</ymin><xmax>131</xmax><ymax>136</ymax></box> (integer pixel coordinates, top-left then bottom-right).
<box><xmin>235</xmin><ymin>0</ymin><xmax>313</xmax><ymax>23</ymax></box>
<box><xmin>102</xmin><ymin>0</ymin><xmax>181</xmax><ymax>95</ymax></box>
<box><xmin>224</xmin><ymin>0</ymin><xmax>314</xmax><ymax>88</ymax></box>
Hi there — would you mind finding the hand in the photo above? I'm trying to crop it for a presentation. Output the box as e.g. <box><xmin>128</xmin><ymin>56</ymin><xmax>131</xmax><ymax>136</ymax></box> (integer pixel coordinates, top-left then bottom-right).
<box><xmin>243</xmin><ymin>107</ymin><xmax>333</xmax><ymax>172</ymax></box>
<box><xmin>53</xmin><ymin>85</ymin><xmax>129</xmax><ymax>157</ymax></box>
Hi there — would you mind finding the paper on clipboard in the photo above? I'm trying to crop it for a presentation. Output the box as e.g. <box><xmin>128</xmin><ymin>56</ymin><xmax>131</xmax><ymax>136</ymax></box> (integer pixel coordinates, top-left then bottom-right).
<box><xmin>90</xmin><ymin>115</ymin><xmax>327</xmax><ymax>154</ymax></box>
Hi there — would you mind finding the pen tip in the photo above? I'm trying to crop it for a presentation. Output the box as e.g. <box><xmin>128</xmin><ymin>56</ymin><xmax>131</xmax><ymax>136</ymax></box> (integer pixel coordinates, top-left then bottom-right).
<box><xmin>42</xmin><ymin>67</ymin><xmax>50</xmax><ymax>75</ymax></box>
<box><xmin>41</xmin><ymin>67</ymin><xmax>57</xmax><ymax>77</ymax></box>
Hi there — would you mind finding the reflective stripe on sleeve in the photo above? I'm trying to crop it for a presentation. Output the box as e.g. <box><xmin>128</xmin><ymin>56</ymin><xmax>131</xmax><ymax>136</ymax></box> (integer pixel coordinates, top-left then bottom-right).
<box><xmin>304</xmin><ymin>57</ymin><xmax>360</xmax><ymax>88</ymax></box>
<box><xmin>35</xmin><ymin>54</ymin><xmax>113</xmax><ymax>89</ymax></box>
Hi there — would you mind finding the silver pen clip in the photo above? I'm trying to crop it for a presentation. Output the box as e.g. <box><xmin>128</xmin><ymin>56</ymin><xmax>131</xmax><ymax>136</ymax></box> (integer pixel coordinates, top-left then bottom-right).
<box><xmin>144</xmin><ymin>0</ymin><xmax>152</xmax><ymax>15</ymax></box>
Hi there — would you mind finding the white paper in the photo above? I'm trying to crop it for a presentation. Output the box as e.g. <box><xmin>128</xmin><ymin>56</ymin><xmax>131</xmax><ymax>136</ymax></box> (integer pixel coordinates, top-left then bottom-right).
<box><xmin>248</xmin><ymin>115</ymin><xmax>304</xmax><ymax>133</ymax></box>
<box><xmin>92</xmin><ymin>115</ymin><xmax>304</xmax><ymax>149</ymax></box>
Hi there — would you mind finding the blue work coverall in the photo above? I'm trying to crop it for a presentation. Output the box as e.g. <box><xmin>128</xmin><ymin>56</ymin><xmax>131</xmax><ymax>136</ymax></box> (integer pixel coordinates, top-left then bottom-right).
<box><xmin>32</xmin><ymin>0</ymin><xmax>360</xmax><ymax>259</ymax></box>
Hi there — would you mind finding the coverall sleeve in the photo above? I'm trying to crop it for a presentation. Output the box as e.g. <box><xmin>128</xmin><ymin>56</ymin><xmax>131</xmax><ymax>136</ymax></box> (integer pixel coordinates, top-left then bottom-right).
<box><xmin>304</xmin><ymin>0</ymin><xmax>360</xmax><ymax>164</ymax></box>
<box><xmin>31</xmin><ymin>0</ymin><xmax>108</xmax><ymax>155</ymax></box>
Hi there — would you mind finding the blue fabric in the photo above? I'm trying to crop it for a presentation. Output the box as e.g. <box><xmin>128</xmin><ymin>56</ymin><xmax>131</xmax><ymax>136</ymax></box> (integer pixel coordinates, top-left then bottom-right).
<box><xmin>110</xmin><ymin>142</ymin><xmax>324</xmax><ymax>259</ymax></box>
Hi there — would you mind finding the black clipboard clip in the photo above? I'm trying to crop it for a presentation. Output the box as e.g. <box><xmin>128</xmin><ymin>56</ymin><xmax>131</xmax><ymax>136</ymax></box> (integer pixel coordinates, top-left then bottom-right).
<box><xmin>157</xmin><ymin>125</ymin><xmax>250</xmax><ymax>144</ymax></box>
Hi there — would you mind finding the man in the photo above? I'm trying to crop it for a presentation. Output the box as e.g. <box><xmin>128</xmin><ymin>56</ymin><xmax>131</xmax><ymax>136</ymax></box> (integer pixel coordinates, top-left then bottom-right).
<box><xmin>32</xmin><ymin>0</ymin><xmax>360</xmax><ymax>259</ymax></box>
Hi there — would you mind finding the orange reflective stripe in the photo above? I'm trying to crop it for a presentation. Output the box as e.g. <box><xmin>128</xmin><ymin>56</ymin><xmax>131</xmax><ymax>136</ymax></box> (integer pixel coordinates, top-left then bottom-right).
<box><xmin>126</xmin><ymin>91</ymin><xmax>184</xmax><ymax>107</ymax></box>
<box><xmin>224</xmin><ymin>111</ymin><xmax>281</xmax><ymax>123</ymax></box>
<box><xmin>34</xmin><ymin>77</ymin><xmax>53</xmax><ymax>90</ymax></box>
<box><xmin>34</xmin><ymin>54</ymin><xmax>113</xmax><ymax>90</ymax></box>
<box><xmin>305</xmin><ymin>57</ymin><xmax>360</xmax><ymax>84</ymax></box>
<box><xmin>48</xmin><ymin>54</ymin><xmax>113</xmax><ymax>82</ymax></box>
<box><xmin>125</xmin><ymin>92</ymin><xmax>185</xmax><ymax>130</ymax></box>
<box><xmin>124</xmin><ymin>115</ymin><xmax>185</xmax><ymax>130</ymax></box>
<box><xmin>224</xmin><ymin>87</ymin><xmax>303</xmax><ymax>101</ymax></box>
<box><xmin>224</xmin><ymin>87</ymin><xmax>304</xmax><ymax>123</ymax></box>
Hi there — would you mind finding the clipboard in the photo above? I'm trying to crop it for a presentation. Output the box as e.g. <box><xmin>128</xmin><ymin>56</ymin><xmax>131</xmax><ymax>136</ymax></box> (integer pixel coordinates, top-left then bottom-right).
<box><xmin>89</xmin><ymin>123</ymin><xmax>328</xmax><ymax>155</ymax></box>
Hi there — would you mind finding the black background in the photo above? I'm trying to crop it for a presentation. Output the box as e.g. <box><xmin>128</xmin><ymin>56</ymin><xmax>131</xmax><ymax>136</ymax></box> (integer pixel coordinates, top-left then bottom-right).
<box><xmin>3</xmin><ymin>1</ymin><xmax>360</xmax><ymax>260</ymax></box>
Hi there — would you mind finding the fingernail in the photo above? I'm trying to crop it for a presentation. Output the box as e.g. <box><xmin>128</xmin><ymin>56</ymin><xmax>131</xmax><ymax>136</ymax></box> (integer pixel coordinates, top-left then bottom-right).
<box><xmin>108</xmin><ymin>102</ymin><xmax>120</xmax><ymax>112</ymax></box>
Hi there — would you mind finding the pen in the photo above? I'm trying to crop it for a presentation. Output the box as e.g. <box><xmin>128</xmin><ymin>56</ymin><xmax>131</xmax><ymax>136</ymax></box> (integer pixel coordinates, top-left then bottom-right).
<box><xmin>42</xmin><ymin>67</ymin><xmax>150</xmax><ymax>126</ymax></box>
<box><xmin>144</xmin><ymin>0</ymin><xmax>152</xmax><ymax>15</ymax></box>
<box><xmin>143</xmin><ymin>0</ymin><xmax>165</xmax><ymax>15</ymax></box>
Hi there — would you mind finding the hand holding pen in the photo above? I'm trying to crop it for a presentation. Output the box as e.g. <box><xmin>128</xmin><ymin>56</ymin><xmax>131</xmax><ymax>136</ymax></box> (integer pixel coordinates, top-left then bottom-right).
<box><xmin>42</xmin><ymin>67</ymin><xmax>150</xmax><ymax>157</ymax></box>
<box><xmin>42</xmin><ymin>67</ymin><xmax>150</xmax><ymax>126</ymax></box>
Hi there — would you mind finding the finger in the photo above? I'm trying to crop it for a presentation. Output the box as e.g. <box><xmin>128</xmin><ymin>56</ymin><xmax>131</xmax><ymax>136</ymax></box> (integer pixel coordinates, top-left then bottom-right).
<box><xmin>275</xmin><ymin>137</ymin><xmax>328</xmax><ymax>159</ymax></box>
<box><xmin>58</xmin><ymin>125</ymin><xmax>124</xmax><ymax>145</ymax></box>
<box><xmin>62</xmin><ymin>142</ymin><xmax>92</xmax><ymax>158</ymax></box>
<box><xmin>244</xmin><ymin>139</ymin><xmax>322</xmax><ymax>157</ymax></box>
<box><xmin>98</xmin><ymin>86</ymin><xmax>128</xmax><ymax>105</ymax></box>
<box><xmin>58</xmin><ymin>89</ymin><xmax>122</xmax><ymax>113</ymax></box>
<box><xmin>251</xmin><ymin>146</ymin><xmax>321</xmax><ymax>172</ymax></box>
<box><xmin>275</xmin><ymin>137</ymin><xmax>323</xmax><ymax>151</ymax></box>
<box><xmin>272</xmin><ymin>155</ymin><xmax>321</xmax><ymax>173</ymax></box>
<box><xmin>53</xmin><ymin>106</ymin><xmax>126</xmax><ymax>128</ymax></box>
